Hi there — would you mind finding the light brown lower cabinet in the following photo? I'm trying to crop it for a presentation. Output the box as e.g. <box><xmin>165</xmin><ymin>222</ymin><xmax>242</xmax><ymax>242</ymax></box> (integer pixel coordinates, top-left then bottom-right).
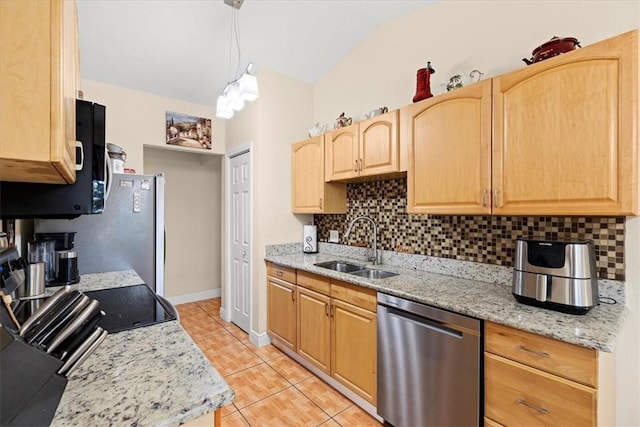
<box><xmin>267</xmin><ymin>264</ymin><xmax>377</xmax><ymax>406</ymax></box>
<box><xmin>484</xmin><ymin>321</ymin><xmax>614</xmax><ymax>427</ymax></box>
<box><xmin>266</xmin><ymin>264</ymin><xmax>297</xmax><ymax>351</ymax></box>
<box><xmin>331</xmin><ymin>297</ymin><xmax>377</xmax><ymax>404</ymax></box>
<box><xmin>297</xmin><ymin>286</ymin><xmax>331</xmax><ymax>374</ymax></box>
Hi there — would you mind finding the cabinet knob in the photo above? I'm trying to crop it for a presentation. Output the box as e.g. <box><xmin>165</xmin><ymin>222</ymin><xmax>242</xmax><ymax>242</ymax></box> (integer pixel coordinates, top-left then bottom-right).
<box><xmin>276</xmin><ymin>270</ymin><xmax>283</xmax><ymax>277</ymax></box>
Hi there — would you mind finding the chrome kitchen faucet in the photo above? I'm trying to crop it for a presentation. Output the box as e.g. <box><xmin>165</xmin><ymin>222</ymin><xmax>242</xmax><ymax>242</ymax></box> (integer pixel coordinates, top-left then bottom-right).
<box><xmin>344</xmin><ymin>216</ymin><xmax>379</xmax><ymax>265</ymax></box>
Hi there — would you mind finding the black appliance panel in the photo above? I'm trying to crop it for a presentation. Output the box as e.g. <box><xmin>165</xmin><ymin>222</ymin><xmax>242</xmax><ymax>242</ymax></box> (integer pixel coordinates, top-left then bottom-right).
<box><xmin>0</xmin><ymin>100</ymin><xmax>107</xmax><ymax>219</ymax></box>
<box><xmin>83</xmin><ymin>284</ymin><xmax>175</xmax><ymax>333</ymax></box>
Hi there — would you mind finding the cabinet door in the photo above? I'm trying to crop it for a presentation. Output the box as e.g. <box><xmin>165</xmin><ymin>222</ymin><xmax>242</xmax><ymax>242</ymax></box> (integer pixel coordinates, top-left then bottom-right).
<box><xmin>291</xmin><ymin>136</ymin><xmax>347</xmax><ymax>214</ymax></box>
<box><xmin>292</xmin><ymin>136</ymin><xmax>325</xmax><ymax>213</ymax></box>
<box><xmin>493</xmin><ymin>30</ymin><xmax>638</xmax><ymax>215</ymax></box>
<box><xmin>358</xmin><ymin>110</ymin><xmax>399</xmax><ymax>177</ymax></box>
<box><xmin>325</xmin><ymin>124</ymin><xmax>359</xmax><ymax>181</ymax></box>
<box><xmin>407</xmin><ymin>80</ymin><xmax>492</xmax><ymax>214</ymax></box>
<box><xmin>297</xmin><ymin>287</ymin><xmax>331</xmax><ymax>374</ymax></box>
<box><xmin>267</xmin><ymin>277</ymin><xmax>296</xmax><ymax>351</ymax></box>
<box><xmin>331</xmin><ymin>299</ymin><xmax>377</xmax><ymax>404</ymax></box>
<box><xmin>0</xmin><ymin>0</ymin><xmax>77</xmax><ymax>184</ymax></box>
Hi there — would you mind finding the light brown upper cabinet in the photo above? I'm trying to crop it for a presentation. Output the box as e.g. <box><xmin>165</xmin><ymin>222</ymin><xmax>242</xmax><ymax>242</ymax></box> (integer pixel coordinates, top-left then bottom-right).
<box><xmin>408</xmin><ymin>30</ymin><xmax>638</xmax><ymax>216</ymax></box>
<box><xmin>0</xmin><ymin>0</ymin><xmax>79</xmax><ymax>184</ymax></box>
<box><xmin>291</xmin><ymin>136</ymin><xmax>347</xmax><ymax>214</ymax></box>
<box><xmin>493</xmin><ymin>30</ymin><xmax>638</xmax><ymax>215</ymax></box>
<box><xmin>407</xmin><ymin>80</ymin><xmax>492</xmax><ymax>215</ymax></box>
<box><xmin>325</xmin><ymin>110</ymin><xmax>401</xmax><ymax>182</ymax></box>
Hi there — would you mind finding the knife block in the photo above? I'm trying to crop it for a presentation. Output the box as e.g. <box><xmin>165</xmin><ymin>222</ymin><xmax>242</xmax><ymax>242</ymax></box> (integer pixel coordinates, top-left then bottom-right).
<box><xmin>0</xmin><ymin>327</ymin><xmax>68</xmax><ymax>426</ymax></box>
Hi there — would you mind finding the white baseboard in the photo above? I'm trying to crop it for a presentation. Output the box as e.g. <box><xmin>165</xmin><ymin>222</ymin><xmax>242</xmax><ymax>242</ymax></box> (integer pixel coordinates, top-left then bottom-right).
<box><xmin>166</xmin><ymin>288</ymin><xmax>221</xmax><ymax>305</ymax></box>
<box><xmin>219</xmin><ymin>306</ymin><xmax>230</xmax><ymax>322</ymax></box>
<box><xmin>249</xmin><ymin>330</ymin><xmax>272</xmax><ymax>347</ymax></box>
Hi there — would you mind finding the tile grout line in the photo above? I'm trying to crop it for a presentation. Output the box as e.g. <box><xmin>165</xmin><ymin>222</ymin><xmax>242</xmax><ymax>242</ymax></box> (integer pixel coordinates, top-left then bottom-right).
<box><xmin>185</xmin><ymin>299</ymin><xmax>379</xmax><ymax>426</ymax></box>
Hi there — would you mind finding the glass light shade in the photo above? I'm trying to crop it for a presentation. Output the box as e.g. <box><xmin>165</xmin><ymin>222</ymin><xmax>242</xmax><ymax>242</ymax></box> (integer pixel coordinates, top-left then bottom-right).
<box><xmin>227</xmin><ymin>83</ymin><xmax>245</xmax><ymax>111</ymax></box>
<box><xmin>238</xmin><ymin>73</ymin><xmax>258</xmax><ymax>101</ymax></box>
<box><xmin>216</xmin><ymin>94</ymin><xmax>234</xmax><ymax>119</ymax></box>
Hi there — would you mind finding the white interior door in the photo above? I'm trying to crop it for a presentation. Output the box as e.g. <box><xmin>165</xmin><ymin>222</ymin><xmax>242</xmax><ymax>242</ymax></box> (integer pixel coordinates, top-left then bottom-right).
<box><xmin>229</xmin><ymin>151</ymin><xmax>251</xmax><ymax>332</ymax></box>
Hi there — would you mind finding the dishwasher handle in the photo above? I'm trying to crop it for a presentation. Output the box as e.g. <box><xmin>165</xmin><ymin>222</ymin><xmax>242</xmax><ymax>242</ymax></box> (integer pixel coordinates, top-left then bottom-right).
<box><xmin>386</xmin><ymin>306</ymin><xmax>475</xmax><ymax>339</ymax></box>
<box><xmin>378</xmin><ymin>293</ymin><xmax>481</xmax><ymax>335</ymax></box>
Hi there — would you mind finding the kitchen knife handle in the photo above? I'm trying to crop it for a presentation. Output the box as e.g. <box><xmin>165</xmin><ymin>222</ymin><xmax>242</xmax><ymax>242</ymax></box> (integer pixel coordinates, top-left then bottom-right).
<box><xmin>57</xmin><ymin>327</ymin><xmax>104</xmax><ymax>376</ymax></box>
<box><xmin>19</xmin><ymin>286</ymin><xmax>71</xmax><ymax>336</ymax></box>
<box><xmin>24</xmin><ymin>291</ymin><xmax>82</xmax><ymax>344</ymax></box>
<box><xmin>61</xmin><ymin>328</ymin><xmax>108</xmax><ymax>378</ymax></box>
<box><xmin>36</xmin><ymin>295</ymin><xmax>90</xmax><ymax>348</ymax></box>
<box><xmin>58</xmin><ymin>310</ymin><xmax>105</xmax><ymax>360</ymax></box>
<box><xmin>47</xmin><ymin>299</ymin><xmax>100</xmax><ymax>353</ymax></box>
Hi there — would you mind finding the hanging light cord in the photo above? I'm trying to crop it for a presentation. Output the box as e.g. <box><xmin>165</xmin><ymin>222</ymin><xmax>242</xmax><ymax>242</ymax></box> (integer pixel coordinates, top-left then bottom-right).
<box><xmin>226</xmin><ymin>6</ymin><xmax>243</xmax><ymax>86</ymax></box>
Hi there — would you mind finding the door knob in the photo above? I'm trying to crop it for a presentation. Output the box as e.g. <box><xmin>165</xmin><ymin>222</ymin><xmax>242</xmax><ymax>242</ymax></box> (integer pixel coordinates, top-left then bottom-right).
<box><xmin>242</xmin><ymin>250</ymin><xmax>247</xmax><ymax>257</ymax></box>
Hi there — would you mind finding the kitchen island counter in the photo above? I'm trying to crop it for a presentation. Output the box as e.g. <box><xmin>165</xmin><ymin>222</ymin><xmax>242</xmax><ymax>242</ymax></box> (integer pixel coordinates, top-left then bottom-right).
<box><xmin>265</xmin><ymin>251</ymin><xmax>626</xmax><ymax>353</ymax></box>
<box><xmin>50</xmin><ymin>270</ymin><xmax>234</xmax><ymax>427</ymax></box>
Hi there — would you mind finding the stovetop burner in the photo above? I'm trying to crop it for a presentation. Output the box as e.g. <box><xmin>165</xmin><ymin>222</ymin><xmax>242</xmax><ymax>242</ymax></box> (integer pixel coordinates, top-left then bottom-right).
<box><xmin>83</xmin><ymin>284</ymin><xmax>176</xmax><ymax>333</ymax></box>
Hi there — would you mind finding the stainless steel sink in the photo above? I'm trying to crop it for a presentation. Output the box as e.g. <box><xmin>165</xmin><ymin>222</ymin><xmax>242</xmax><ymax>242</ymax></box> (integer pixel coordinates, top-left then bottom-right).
<box><xmin>349</xmin><ymin>269</ymin><xmax>399</xmax><ymax>279</ymax></box>
<box><xmin>314</xmin><ymin>260</ymin><xmax>366</xmax><ymax>273</ymax></box>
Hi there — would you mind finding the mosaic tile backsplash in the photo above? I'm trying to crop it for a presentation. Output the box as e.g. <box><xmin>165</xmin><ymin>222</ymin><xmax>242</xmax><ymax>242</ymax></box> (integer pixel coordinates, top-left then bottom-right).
<box><xmin>314</xmin><ymin>178</ymin><xmax>625</xmax><ymax>280</ymax></box>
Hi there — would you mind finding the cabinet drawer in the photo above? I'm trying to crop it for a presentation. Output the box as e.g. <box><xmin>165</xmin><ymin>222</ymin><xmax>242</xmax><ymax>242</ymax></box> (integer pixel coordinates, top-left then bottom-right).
<box><xmin>330</xmin><ymin>280</ymin><xmax>376</xmax><ymax>312</ymax></box>
<box><xmin>485</xmin><ymin>322</ymin><xmax>596</xmax><ymax>387</ymax></box>
<box><xmin>266</xmin><ymin>262</ymin><xmax>296</xmax><ymax>283</ymax></box>
<box><xmin>485</xmin><ymin>353</ymin><xmax>596</xmax><ymax>426</ymax></box>
<box><xmin>297</xmin><ymin>270</ymin><xmax>330</xmax><ymax>295</ymax></box>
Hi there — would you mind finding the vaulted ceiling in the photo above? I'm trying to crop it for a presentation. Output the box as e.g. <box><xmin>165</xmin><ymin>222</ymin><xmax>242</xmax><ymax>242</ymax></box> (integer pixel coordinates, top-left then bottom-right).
<box><xmin>77</xmin><ymin>0</ymin><xmax>434</xmax><ymax>107</ymax></box>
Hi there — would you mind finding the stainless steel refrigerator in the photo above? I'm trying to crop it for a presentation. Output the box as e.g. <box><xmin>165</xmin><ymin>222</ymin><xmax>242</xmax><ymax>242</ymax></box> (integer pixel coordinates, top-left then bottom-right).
<box><xmin>35</xmin><ymin>174</ymin><xmax>165</xmax><ymax>296</ymax></box>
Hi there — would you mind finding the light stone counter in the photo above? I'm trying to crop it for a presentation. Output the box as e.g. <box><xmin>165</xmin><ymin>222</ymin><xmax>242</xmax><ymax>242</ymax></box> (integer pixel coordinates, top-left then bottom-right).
<box><xmin>49</xmin><ymin>270</ymin><xmax>235</xmax><ymax>426</ymax></box>
<box><xmin>265</xmin><ymin>245</ymin><xmax>626</xmax><ymax>352</ymax></box>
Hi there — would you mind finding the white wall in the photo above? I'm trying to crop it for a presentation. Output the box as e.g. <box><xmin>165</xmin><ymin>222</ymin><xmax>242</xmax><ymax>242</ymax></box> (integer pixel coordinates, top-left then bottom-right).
<box><xmin>225</xmin><ymin>68</ymin><xmax>313</xmax><ymax>338</ymax></box>
<box><xmin>144</xmin><ymin>148</ymin><xmax>222</xmax><ymax>299</ymax></box>
<box><xmin>312</xmin><ymin>2</ymin><xmax>639</xmax><ymax>424</ymax></box>
<box><xmin>314</xmin><ymin>1</ymin><xmax>640</xmax><ymax>125</ymax></box>
<box><xmin>618</xmin><ymin>216</ymin><xmax>640</xmax><ymax>425</ymax></box>
<box><xmin>81</xmin><ymin>79</ymin><xmax>224</xmax><ymax>300</ymax></box>
<box><xmin>80</xmin><ymin>80</ymin><xmax>225</xmax><ymax>173</ymax></box>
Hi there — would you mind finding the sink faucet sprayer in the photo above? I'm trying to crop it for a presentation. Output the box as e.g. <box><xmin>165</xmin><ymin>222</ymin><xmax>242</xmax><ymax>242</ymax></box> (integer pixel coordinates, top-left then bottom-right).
<box><xmin>343</xmin><ymin>216</ymin><xmax>379</xmax><ymax>265</ymax></box>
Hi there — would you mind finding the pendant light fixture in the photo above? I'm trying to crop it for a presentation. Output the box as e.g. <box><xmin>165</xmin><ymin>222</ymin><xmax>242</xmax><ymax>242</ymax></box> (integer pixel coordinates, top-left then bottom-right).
<box><xmin>216</xmin><ymin>0</ymin><xmax>258</xmax><ymax>119</ymax></box>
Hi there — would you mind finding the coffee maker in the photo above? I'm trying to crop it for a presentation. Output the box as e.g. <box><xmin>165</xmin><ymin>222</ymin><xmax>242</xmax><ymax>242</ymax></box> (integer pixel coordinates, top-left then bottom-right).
<box><xmin>32</xmin><ymin>232</ymin><xmax>79</xmax><ymax>286</ymax></box>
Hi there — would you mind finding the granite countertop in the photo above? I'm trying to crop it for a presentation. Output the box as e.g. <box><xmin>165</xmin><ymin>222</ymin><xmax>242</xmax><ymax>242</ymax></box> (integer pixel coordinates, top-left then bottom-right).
<box><xmin>265</xmin><ymin>251</ymin><xmax>626</xmax><ymax>352</ymax></box>
<box><xmin>50</xmin><ymin>270</ymin><xmax>235</xmax><ymax>427</ymax></box>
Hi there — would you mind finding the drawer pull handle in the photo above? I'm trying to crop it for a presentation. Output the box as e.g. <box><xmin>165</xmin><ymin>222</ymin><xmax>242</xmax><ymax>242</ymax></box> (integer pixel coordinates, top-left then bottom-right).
<box><xmin>276</xmin><ymin>270</ymin><xmax>283</xmax><ymax>277</ymax></box>
<box><xmin>517</xmin><ymin>398</ymin><xmax>549</xmax><ymax>415</ymax></box>
<box><xmin>325</xmin><ymin>303</ymin><xmax>329</xmax><ymax>316</ymax></box>
<box><xmin>519</xmin><ymin>345</ymin><xmax>550</xmax><ymax>357</ymax></box>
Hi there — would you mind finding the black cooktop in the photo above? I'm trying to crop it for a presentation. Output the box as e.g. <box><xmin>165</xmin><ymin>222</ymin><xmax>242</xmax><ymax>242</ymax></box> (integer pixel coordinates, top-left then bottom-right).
<box><xmin>83</xmin><ymin>284</ymin><xmax>176</xmax><ymax>333</ymax></box>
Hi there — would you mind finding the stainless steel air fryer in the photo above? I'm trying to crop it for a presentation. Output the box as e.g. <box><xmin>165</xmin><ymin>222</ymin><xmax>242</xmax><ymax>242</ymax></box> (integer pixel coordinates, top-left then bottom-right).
<box><xmin>512</xmin><ymin>239</ymin><xmax>599</xmax><ymax>314</ymax></box>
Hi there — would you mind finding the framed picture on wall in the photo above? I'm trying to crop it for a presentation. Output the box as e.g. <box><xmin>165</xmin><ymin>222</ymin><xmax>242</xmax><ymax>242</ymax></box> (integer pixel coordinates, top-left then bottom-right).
<box><xmin>165</xmin><ymin>112</ymin><xmax>212</xmax><ymax>150</ymax></box>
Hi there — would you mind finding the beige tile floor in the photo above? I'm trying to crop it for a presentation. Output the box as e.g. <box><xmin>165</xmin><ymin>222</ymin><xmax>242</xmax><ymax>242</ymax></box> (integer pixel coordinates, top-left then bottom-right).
<box><xmin>176</xmin><ymin>298</ymin><xmax>382</xmax><ymax>427</ymax></box>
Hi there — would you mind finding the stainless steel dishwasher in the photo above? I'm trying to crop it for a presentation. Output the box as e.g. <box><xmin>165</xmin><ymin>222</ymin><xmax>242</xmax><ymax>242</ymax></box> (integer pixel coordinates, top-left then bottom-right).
<box><xmin>377</xmin><ymin>293</ymin><xmax>482</xmax><ymax>427</ymax></box>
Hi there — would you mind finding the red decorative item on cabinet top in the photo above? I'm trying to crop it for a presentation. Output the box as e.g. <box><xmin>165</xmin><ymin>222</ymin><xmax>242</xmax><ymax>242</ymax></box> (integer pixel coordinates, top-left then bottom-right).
<box><xmin>413</xmin><ymin>61</ymin><xmax>436</xmax><ymax>103</ymax></box>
